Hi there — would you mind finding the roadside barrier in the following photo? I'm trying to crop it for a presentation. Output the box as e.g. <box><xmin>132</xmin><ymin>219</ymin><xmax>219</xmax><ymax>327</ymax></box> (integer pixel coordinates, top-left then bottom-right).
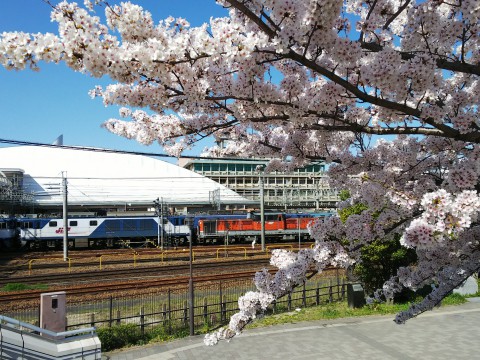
<box><xmin>216</xmin><ymin>247</ymin><xmax>248</xmax><ymax>259</ymax></box>
<box><xmin>28</xmin><ymin>258</ymin><xmax>72</xmax><ymax>275</ymax></box>
<box><xmin>265</xmin><ymin>244</ymin><xmax>293</xmax><ymax>254</ymax></box>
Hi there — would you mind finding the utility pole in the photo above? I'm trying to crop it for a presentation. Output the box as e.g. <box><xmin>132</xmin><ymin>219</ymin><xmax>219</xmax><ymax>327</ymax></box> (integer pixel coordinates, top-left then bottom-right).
<box><xmin>62</xmin><ymin>172</ymin><xmax>68</xmax><ymax>261</ymax></box>
<box><xmin>259</xmin><ymin>174</ymin><xmax>265</xmax><ymax>251</ymax></box>
<box><xmin>160</xmin><ymin>198</ymin><xmax>164</xmax><ymax>250</ymax></box>
<box><xmin>298</xmin><ymin>216</ymin><xmax>301</xmax><ymax>250</ymax></box>
<box><xmin>154</xmin><ymin>197</ymin><xmax>165</xmax><ymax>250</ymax></box>
<box><xmin>189</xmin><ymin>231</ymin><xmax>194</xmax><ymax>336</ymax></box>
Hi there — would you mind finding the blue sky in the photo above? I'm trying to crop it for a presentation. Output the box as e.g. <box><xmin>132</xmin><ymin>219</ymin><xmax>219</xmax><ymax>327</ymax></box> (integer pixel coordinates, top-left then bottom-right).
<box><xmin>0</xmin><ymin>1</ymin><xmax>228</xmax><ymax>162</ymax></box>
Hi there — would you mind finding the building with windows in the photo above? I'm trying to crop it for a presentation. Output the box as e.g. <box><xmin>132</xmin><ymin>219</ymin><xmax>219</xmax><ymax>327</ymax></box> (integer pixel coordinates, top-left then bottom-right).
<box><xmin>179</xmin><ymin>158</ymin><xmax>338</xmax><ymax>210</ymax></box>
<box><xmin>0</xmin><ymin>168</ymin><xmax>34</xmax><ymax>213</ymax></box>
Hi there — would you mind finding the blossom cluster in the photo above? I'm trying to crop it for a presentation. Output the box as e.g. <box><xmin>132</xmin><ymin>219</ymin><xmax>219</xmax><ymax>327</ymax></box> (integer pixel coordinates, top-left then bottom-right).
<box><xmin>401</xmin><ymin>190</ymin><xmax>480</xmax><ymax>250</ymax></box>
<box><xmin>204</xmin><ymin>245</ymin><xmax>352</xmax><ymax>345</ymax></box>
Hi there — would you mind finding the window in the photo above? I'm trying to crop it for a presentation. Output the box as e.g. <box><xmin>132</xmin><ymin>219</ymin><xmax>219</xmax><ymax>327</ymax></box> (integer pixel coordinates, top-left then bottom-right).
<box><xmin>89</xmin><ymin>220</ymin><xmax>98</xmax><ymax>226</ymax></box>
<box><xmin>49</xmin><ymin>221</ymin><xmax>58</xmax><ymax>227</ymax></box>
<box><xmin>69</xmin><ymin>221</ymin><xmax>78</xmax><ymax>226</ymax></box>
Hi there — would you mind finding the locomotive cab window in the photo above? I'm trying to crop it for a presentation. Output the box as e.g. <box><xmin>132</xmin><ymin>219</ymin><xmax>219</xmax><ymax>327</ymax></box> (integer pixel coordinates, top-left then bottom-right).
<box><xmin>49</xmin><ymin>221</ymin><xmax>57</xmax><ymax>227</ymax></box>
<box><xmin>22</xmin><ymin>222</ymin><xmax>33</xmax><ymax>229</ymax></box>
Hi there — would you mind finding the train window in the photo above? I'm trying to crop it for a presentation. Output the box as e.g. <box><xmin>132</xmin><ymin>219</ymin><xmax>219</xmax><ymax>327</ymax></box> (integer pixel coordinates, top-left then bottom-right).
<box><xmin>89</xmin><ymin>220</ymin><xmax>98</xmax><ymax>226</ymax></box>
<box><xmin>69</xmin><ymin>221</ymin><xmax>78</xmax><ymax>226</ymax></box>
<box><xmin>49</xmin><ymin>221</ymin><xmax>58</xmax><ymax>227</ymax></box>
<box><xmin>0</xmin><ymin>223</ymin><xmax>5</xmax><ymax>229</ymax></box>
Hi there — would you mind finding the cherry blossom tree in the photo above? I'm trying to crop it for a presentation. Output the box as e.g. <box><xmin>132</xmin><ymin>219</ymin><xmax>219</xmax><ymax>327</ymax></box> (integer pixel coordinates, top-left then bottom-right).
<box><xmin>1</xmin><ymin>0</ymin><xmax>480</xmax><ymax>345</ymax></box>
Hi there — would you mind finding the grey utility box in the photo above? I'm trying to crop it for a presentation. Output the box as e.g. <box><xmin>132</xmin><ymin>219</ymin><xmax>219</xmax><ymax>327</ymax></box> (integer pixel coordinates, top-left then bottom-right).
<box><xmin>347</xmin><ymin>283</ymin><xmax>366</xmax><ymax>308</ymax></box>
<box><xmin>40</xmin><ymin>291</ymin><xmax>67</xmax><ymax>338</ymax></box>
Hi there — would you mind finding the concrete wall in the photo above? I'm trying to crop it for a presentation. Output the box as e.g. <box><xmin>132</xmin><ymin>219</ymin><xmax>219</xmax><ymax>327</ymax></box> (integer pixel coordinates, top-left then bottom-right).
<box><xmin>0</xmin><ymin>318</ymin><xmax>101</xmax><ymax>359</ymax></box>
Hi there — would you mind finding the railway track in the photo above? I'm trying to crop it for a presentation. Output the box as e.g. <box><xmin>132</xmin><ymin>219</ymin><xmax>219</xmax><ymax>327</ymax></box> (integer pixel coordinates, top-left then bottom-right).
<box><xmin>0</xmin><ymin>243</ymin><xmax>307</xmax><ymax>274</ymax></box>
<box><xmin>0</xmin><ymin>270</ymin><xmax>258</xmax><ymax>304</ymax></box>
<box><xmin>0</xmin><ymin>258</ymin><xmax>270</xmax><ymax>287</ymax></box>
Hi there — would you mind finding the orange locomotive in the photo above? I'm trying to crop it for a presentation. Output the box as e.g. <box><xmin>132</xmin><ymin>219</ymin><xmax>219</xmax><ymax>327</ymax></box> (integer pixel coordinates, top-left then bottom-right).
<box><xmin>197</xmin><ymin>212</ymin><xmax>321</xmax><ymax>244</ymax></box>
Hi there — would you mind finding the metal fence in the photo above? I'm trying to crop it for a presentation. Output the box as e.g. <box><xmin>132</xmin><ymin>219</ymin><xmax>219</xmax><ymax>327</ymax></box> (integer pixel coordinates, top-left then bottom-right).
<box><xmin>6</xmin><ymin>269</ymin><xmax>346</xmax><ymax>335</ymax></box>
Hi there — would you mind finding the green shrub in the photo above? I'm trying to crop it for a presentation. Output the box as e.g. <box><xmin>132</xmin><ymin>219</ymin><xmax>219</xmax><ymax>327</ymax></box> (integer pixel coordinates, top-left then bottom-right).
<box><xmin>97</xmin><ymin>324</ymin><xmax>143</xmax><ymax>352</ymax></box>
<box><xmin>145</xmin><ymin>325</ymin><xmax>175</xmax><ymax>342</ymax></box>
<box><xmin>337</xmin><ymin>190</ymin><xmax>417</xmax><ymax>299</ymax></box>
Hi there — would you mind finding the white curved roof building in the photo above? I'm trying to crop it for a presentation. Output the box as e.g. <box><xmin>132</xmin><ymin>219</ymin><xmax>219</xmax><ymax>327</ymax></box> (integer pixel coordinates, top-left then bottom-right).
<box><xmin>0</xmin><ymin>146</ymin><xmax>250</xmax><ymax>212</ymax></box>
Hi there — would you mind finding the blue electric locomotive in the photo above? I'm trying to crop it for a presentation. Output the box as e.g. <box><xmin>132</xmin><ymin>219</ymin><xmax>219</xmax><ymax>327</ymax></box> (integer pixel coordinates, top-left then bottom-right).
<box><xmin>17</xmin><ymin>215</ymin><xmax>191</xmax><ymax>249</ymax></box>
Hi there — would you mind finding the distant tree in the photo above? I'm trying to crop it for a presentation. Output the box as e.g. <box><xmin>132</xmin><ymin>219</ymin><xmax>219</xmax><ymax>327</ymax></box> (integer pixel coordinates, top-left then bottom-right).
<box><xmin>1</xmin><ymin>0</ymin><xmax>480</xmax><ymax>345</ymax></box>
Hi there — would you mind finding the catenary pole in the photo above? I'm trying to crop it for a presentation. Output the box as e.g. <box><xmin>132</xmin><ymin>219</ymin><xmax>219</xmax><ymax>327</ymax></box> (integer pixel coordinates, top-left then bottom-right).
<box><xmin>160</xmin><ymin>198</ymin><xmax>164</xmax><ymax>250</ymax></box>
<box><xmin>189</xmin><ymin>234</ymin><xmax>194</xmax><ymax>336</ymax></box>
<box><xmin>62</xmin><ymin>172</ymin><xmax>68</xmax><ymax>261</ymax></box>
<box><xmin>260</xmin><ymin>174</ymin><xmax>265</xmax><ymax>251</ymax></box>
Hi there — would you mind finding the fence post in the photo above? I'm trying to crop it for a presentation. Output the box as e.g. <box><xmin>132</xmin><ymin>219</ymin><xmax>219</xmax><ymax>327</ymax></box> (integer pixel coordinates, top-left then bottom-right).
<box><xmin>316</xmin><ymin>287</ymin><xmax>320</xmax><ymax>306</ymax></box>
<box><xmin>341</xmin><ymin>279</ymin><xmax>346</xmax><ymax>300</ymax></box>
<box><xmin>302</xmin><ymin>282</ymin><xmax>307</xmax><ymax>307</ymax></box>
<box><xmin>336</xmin><ymin>268</ymin><xmax>341</xmax><ymax>300</ymax></box>
<box><xmin>168</xmin><ymin>289</ymin><xmax>172</xmax><ymax>334</ymax></box>
<box><xmin>183</xmin><ymin>301</ymin><xmax>188</xmax><ymax>327</ymax></box>
<box><xmin>116</xmin><ymin>309</ymin><xmax>121</xmax><ymax>325</ymax></box>
<box><xmin>329</xmin><ymin>279</ymin><xmax>333</xmax><ymax>303</ymax></box>
<box><xmin>203</xmin><ymin>297</ymin><xmax>208</xmax><ymax>324</ymax></box>
<box><xmin>109</xmin><ymin>295</ymin><xmax>113</xmax><ymax>327</ymax></box>
<box><xmin>162</xmin><ymin>303</ymin><xmax>167</xmax><ymax>327</ymax></box>
<box><xmin>272</xmin><ymin>299</ymin><xmax>277</xmax><ymax>314</ymax></box>
<box><xmin>140</xmin><ymin>306</ymin><xmax>145</xmax><ymax>336</ymax></box>
<box><xmin>287</xmin><ymin>293</ymin><xmax>292</xmax><ymax>311</ymax></box>
<box><xmin>219</xmin><ymin>281</ymin><xmax>223</xmax><ymax>322</ymax></box>
<box><xmin>90</xmin><ymin>313</ymin><xmax>95</xmax><ymax>328</ymax></box>
<box><xmin>221</xmin><ymin>295</ymin><xmax>227</xmax><ymax>323</ymax></box>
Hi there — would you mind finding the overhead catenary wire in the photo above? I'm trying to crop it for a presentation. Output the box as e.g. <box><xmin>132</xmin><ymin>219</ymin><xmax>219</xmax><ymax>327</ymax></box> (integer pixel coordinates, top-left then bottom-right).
<box><xmin>0</xmin><ymin>138</ymin><xmax>266</xmax><ymax>162</ymax></box>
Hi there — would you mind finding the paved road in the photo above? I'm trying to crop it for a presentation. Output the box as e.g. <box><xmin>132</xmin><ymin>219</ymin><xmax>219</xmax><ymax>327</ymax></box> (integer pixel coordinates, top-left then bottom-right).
<box><xmin>104</xmin><ymin>298</ymin><xmax>480</xmax><ymax>360</ymax></box>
